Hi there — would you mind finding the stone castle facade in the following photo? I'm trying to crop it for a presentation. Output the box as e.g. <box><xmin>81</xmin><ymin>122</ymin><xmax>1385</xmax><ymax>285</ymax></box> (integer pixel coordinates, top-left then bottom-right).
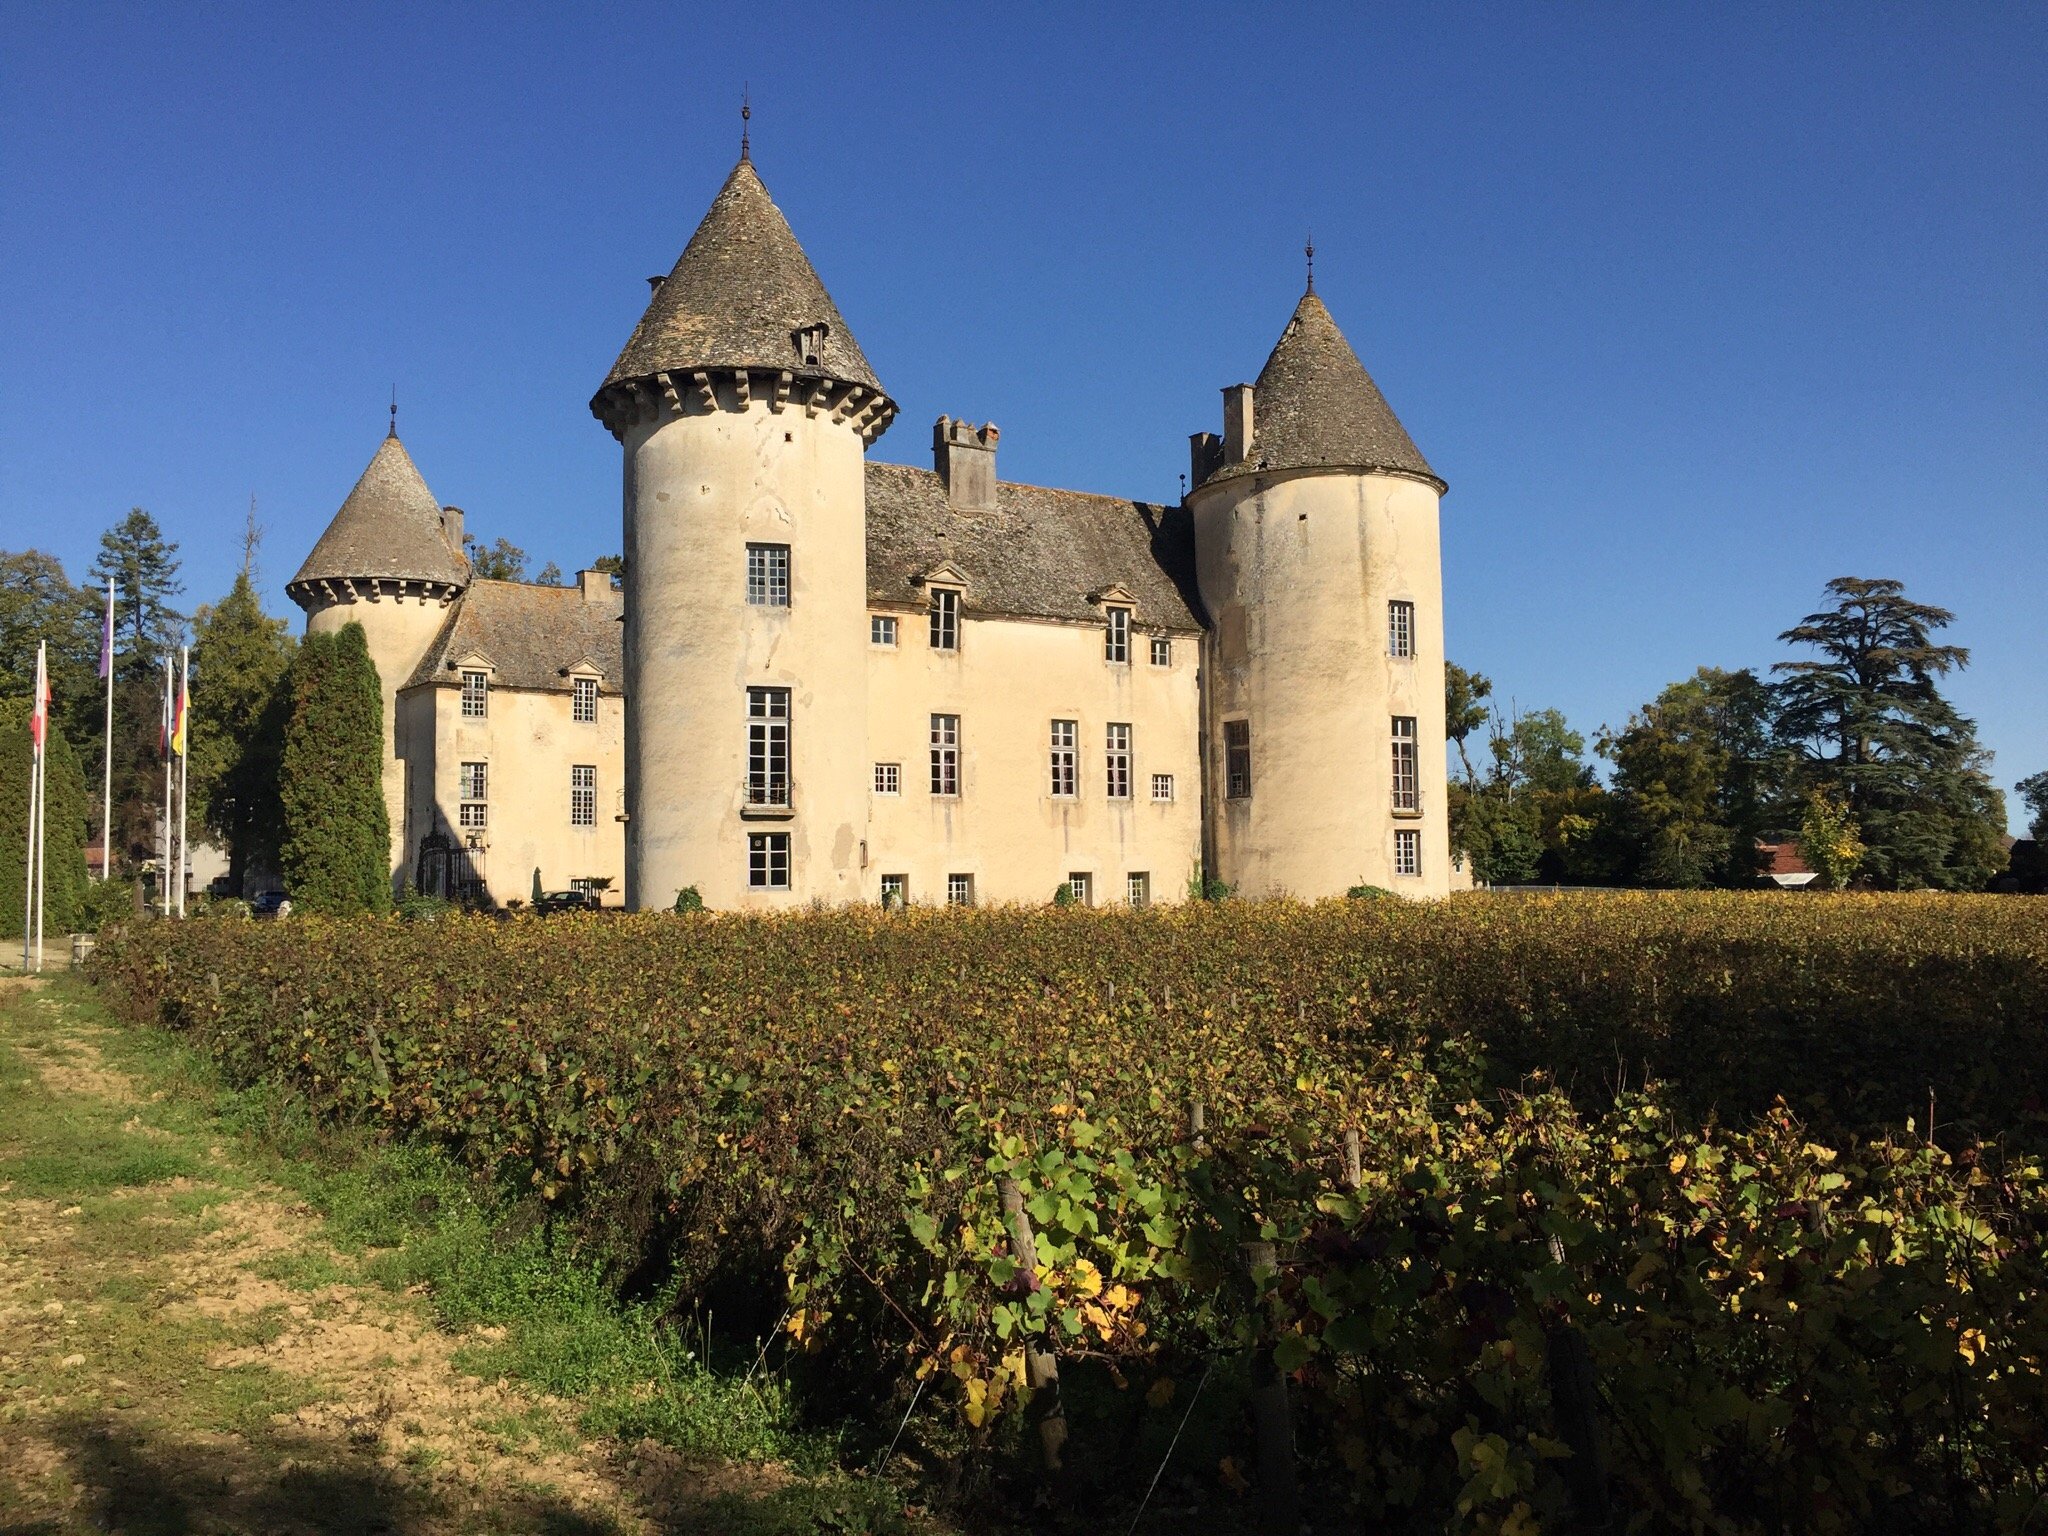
<box><xmin>289</xmin><ymin>149</ymin><xmax>1451</xmax><ymax>909</ymax></box>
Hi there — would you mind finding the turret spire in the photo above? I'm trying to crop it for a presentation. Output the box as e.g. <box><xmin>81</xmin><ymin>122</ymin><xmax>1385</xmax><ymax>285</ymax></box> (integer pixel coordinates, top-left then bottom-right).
<box><xmin>740</xmin><ymin>86</ymin><xmax>750</xmax><ymax>162</ymax></box>
<box><xmin>388</xmin><ymin>384</ymin><xmax>397</xmax><ymax>439</ymax></box>
<box><xmin>1305</xmin><ymin>233</ymin><xmax>1315</xmax><ymax>293</ymax></box>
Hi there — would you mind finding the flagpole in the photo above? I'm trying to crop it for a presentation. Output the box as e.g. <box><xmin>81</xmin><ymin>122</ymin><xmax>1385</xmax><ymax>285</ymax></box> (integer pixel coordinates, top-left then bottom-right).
<box><xmin>34</xmin><ymin>645</ymin><xmax>47</xmax><ymax>969</ymax></box>
<box><xmin>20</xmin><ymin>719</ymin><xmax>36</xmax><ymax>972</ymax></box>
<box><xmin>100</xmin><ymin>578</ymin><xmax>115</xmax><ymax>882</ymax></box>
<box><xmin>161</xmin><ymin>655</ymin><xmax>173</xmax><ymax>917</ymax></box>
<box><xmin>176</xmin><ymin>645</ymin><xmax>190</xmax><ymax>917</ymax></box>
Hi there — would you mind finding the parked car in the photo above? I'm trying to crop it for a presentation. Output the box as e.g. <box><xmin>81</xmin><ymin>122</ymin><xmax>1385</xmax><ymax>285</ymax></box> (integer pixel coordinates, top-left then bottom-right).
<box><xmin>533</xmin><ymin>889</ymin><xmax>599</xmax><ymax>916</ymax></box>
<box><xmin>251</xmin><ymin>890</ymin><xmax>291</xmax><ymax>919</ymax></box>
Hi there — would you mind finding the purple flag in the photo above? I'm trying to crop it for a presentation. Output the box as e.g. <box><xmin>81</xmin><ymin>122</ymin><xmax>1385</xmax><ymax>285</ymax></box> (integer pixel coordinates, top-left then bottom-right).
<box><xmin>97</xmin><ymin>579</ymin><xmax>114</xmax><ymax>679</ymax></box>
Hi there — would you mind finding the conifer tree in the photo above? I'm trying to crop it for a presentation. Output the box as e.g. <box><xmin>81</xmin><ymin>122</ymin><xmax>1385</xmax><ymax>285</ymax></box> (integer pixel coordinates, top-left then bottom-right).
<box><xmin>87</xmin><ymin>510</ymin><xmax>186</xmax><ymax>873</ymax></box>
<box><xmin>279</xmin><ymin>624</ymin><xmax>390</xmax><ymax>915</ymax></box>
<box><xmin>190</xmin><ymin>570</ymin><xmax>295</xmax><ymax>891</ymax></box>
<box><xmin>0</xmin><ymin>699</ymin><xmax>92</xmax><ymax>936</ymax></box>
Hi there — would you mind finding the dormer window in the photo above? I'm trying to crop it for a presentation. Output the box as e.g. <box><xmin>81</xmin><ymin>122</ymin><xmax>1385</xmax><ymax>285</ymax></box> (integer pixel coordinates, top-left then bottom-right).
<box><xmin>929</xmin><ymin>587</ymin><xmax>960</xmax><ymax>652</ymax></box>
<box><xmin>793</xmin><ymin>322</ymin><xmax>829</xmax><ymax>367</ymax></box>
<box><xmin>460</xmin><ymin>670</ymin><xmax>488</xmax><ymax>719</ymax></box>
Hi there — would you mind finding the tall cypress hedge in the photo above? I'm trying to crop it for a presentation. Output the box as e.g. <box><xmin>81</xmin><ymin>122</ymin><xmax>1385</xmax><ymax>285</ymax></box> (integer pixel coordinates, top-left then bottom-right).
<box><xmin>279</xmin><ymin>623</ymin><xmax>389</xmax><ymax>915</ymax></box>
<box><xmin>0</xmin><ymin>697</ymin><xmax>92</xmax><ymax>937</ymax></box>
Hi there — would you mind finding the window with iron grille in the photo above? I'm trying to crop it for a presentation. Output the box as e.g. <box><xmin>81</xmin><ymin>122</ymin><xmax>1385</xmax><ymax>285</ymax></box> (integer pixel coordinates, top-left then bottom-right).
<box><xmin>1150</xmin><ymin>636</ymin><xmax>1171</xmax><ymax>667</ymax></box>
<box><xmin>929</xmin><ymin>588</ymin><xmax>959</xmax><ymax>651</ymax></box>
<box><xmin>571</xmin><ymin>764</ymin><xmax>595</xmax><ymax>827</ymax></box>
<box><xmin>1049</xmin><ymin>719</ymin><xmax>1077</xmax><ymax>797</ymax></box>
<box><xmin>946</xmin><ymin>872</ymin><xmax>974</xmax><ymax>907</ymax></box>
<box><xmin>1105</xmin><ymin>723</ymin><xmax>1132</xmax><ymax>799</ymax></box>
<box><xmin>1066</xmin><ymin>872</ymin><xmax>1092</xmax><ymax>907</ymax></box>
<box><xmin>1151</xmin><ymin>772</ymin><xmax>1174</xmax><ymax>802</ymax></box>
<box><xmin>458</xmin><ymin>760</ymin><xmax>487</xmax><ymax>829</ymax></box>
<box><xmin>930</xmin><ymin>714</ymin><xmax>959</xmax><ymax>796</ymax></box>
<box><xmin>1394</xmin><ymin>828</ymin><xmax>1421</xmax><ymax>878</ymax></box>
<box><xmin>572</xmin><ymin>676</ymin><xmax>598</xmax><ymax>723</ymax></box>
<box><xmin>747</xmin><ymin>544</ymin><xmax>790</xmax><ymax>606</ymax></box>
<box><xmin>1225</xmin><ymin>719</ymin><xmax>1252</xmax><ymax>799</ymax></box>
<box><xmin>1391</xmin><ymin>716</ymin><xmax>1419</xmax><ymax>812</ymax></box>
<box><xmin>1388</xmin><ymin>600</ymin><xmax>1416</xmax><ymax>659</ymax></box>
<box><xmin>460</xmin><ymin>670</ymin><xmax>488</xmax><ymax>719</ymax></box>
<box><xmin>871</xmin><ymin>615</ymin><xmax>897</xmax><ymax>646</ymax></box>
<box><xmin>748</xmin><ymin>832</ymin><xmax>790</xmax><ymax>889</ymax></box>
<box><xmin>1127</xmin><ymin>872</ymin><xmax>1150</xmax><ymax>907</ymax></box>
<box><xmin>874</xmin><ymin>762</ymin><xmax>900</xmax><ymax>795</ymax></box>
<box><xmin>747</xmin><ymin>688</ymin><xmax>791</xmax><ymax>806</ymax></box>
<box><xmin>1105</xmin><ymin>606</ymin><xmax>1131</xmax><ymax>663</ymax></box>
<box><xmin>879</xmin><ymin>873</ymin><xmax>907</xmax><ymax>908</ymax></box>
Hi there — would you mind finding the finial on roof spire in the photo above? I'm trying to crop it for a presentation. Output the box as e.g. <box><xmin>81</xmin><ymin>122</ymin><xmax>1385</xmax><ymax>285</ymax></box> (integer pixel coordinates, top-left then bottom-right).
<box><xmin>1305</xmin><ymin>233</ymin><xmax>1315</xmax><ymax>293</ymax></box>
<box><xmin>388</xmin><ymin>385</ymin><xmax>398</xmax><ymax>438</ymax></box>
<box><xmin>740</xmin><ymin>85</ymin><xmax>751</xmax><ymax>162</ymax></box>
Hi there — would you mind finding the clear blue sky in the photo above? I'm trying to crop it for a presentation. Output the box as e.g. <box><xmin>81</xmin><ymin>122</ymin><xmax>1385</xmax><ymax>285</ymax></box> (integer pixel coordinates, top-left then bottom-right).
<box><xmin>3</xmin><ymin>4</ymin><xmax>2042</xmax><ymax>824</ymax></box>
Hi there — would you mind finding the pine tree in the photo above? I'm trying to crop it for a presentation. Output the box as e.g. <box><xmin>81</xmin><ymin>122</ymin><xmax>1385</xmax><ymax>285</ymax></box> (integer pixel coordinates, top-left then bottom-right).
<box><xmin>86</xmin><ymin>510</ymin><xmax>186</xmax><ymax>874</ymax></box>
<box><xmin>190</xmin><ymin>571</ymin><xmax>295</xmax><ymax>891</ymax></box>
<box><xmin>279</xmin><ymin>624</ymin><xmax>390</xmax><ymax>915</ymax></box>
<box><xmin>1773</xmin><ymin>577</ymin><xmax>2007</xmax><ymax>890</ymax></box>
<box><xmin>0</xmin><ymin>699</ymin><xmax>92</xmax><ymax>937</ymax></box>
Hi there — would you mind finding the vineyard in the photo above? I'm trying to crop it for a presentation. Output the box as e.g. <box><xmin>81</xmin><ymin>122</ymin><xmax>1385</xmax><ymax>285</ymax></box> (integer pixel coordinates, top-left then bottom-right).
<box><xmin>92</xmin><ymin>894</ymin><xmax>2048</xmax><ymax>1533</ymax></box>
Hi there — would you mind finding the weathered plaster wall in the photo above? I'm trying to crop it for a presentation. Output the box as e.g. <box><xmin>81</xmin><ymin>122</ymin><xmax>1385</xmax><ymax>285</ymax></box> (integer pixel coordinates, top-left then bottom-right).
<box><xmin>1192</xmin><ymin>468</ymin><xmax>1450</xmax><ymax>899</ymax></box>
<box><xmin>622</xmin><ymin>394</ymin><xmax>870</xmax><ymax>910</ymax></box>
<box><xmin>865</xmin><ymin>610</ymin><xmax>1204</xmax><ymax>906</ymax></box>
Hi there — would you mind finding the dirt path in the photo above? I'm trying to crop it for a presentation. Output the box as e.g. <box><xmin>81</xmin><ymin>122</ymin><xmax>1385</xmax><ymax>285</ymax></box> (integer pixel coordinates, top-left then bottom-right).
<box><xmin>0</xmin><ymin>978</ymin><xmax>799</xmax><ymax>1535</ymax></box>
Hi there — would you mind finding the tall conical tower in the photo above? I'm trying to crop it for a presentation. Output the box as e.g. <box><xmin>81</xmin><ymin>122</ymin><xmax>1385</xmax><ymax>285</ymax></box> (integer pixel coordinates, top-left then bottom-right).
<box><xmin>287</xmin><ymin>428</ymin><xmax>471</xmax><ymax>885</ymax></box>
<box><xmin>1188</xmin><ymin>287</ymin><xmax>1450</xmax><ymax>897</ymax></box>
<box><xmin>592</xmin><ymin>153</ymin><xmax>896</xmax><ymax>910</ymax></box>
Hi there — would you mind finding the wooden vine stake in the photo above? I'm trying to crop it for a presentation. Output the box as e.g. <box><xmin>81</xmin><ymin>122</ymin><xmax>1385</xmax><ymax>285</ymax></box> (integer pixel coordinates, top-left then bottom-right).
<box><xmin>998</xmin><ymin>1177</ymin><xmax>1067</xmax><ymax>1479</ymax></box>
<box><xmin>1341</xmin><ymin>1127</ymin><xmax>1362</xmax><ymax>1191</ymax></box>
<box><xmin>1243</xmin><ymin>1239</ymin><xmax>1301</xmax><ymax>1534</ymax></box>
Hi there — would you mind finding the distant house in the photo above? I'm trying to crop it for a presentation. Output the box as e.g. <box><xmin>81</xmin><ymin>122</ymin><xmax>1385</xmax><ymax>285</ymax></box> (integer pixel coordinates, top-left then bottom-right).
<box><xmin>1757</xmin><ymin>840</ymin><xmax>1818</xmax><ymax>889</ymax></box>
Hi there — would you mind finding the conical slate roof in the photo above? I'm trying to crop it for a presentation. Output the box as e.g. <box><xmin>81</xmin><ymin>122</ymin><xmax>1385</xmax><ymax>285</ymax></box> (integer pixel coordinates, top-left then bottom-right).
<box><xmin>289</xmin><ymin>432</ymin><xmax>470</xmax><ymax>592</ymax></box>
<box><xmin>1216</xmin><ymin>291</ymin><xmax>1441</xmax><ymax>490</ymax></box>
<box><xmin>599</xmin><ymin>157</ymin><xmax>883</xmax><ymax>395</ymax></box>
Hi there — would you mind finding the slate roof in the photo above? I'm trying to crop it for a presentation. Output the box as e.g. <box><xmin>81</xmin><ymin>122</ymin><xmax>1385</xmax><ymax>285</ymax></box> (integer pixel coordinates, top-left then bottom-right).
<box><xmin>1206</xmin><ymin>291</ymin><xmax>1441</xmax><ymax>491</ymax></box>
<box><xmin>864</xmin><ymin>462</ymin><xmax>1206</xmax><ymax>631</ymax></box>
<box><xmin>290</xmin><ymin>433</ymin><xmax>471</xmax><ymax>592</ymax></box>
<box><xmin>599</xmin><ymin>157</ymin><xmax>884</xmax><ymax>396</ymax></box>
<box><xmin>404</xmin><ymin>578</ymin><xmax>625</xmax><ymax>693</ymax></box>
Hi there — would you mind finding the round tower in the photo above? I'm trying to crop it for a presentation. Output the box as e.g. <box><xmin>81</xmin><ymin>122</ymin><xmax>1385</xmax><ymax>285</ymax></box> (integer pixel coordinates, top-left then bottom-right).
<box><xmin>287</xmin><ymin>427</ymin><xmax>469</xmax><ymax>887</ymax></box>
<box><xmin>591</xmin><ymin>152</ymin><xmax>896</xmax><ymax>911</ymax></box>
<box><xmin>1188</xmin><ymin>287</ymin><xmax>1451</xmax><ymax>898</ymax></box>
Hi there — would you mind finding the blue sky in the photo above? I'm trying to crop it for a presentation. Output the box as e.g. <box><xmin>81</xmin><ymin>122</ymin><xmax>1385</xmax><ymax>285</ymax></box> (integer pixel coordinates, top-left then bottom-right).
<box><xmin>3</xmin><ymin>4</ymin><xmax>2042</xmax><ymax>825</ymax></box>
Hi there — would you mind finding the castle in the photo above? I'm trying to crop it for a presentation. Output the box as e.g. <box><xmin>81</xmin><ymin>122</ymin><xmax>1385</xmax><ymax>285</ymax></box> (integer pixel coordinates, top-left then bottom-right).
<box><xmin>288</xmin><ymin>146</ymin><xmax>1451</xmax><ymax>909</ymax></box>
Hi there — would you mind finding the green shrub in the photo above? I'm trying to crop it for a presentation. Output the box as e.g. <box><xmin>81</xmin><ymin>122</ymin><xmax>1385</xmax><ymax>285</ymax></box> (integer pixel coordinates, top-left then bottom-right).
<box><xmin>673</xmin><ymin>886</ymin><xmax>703</xmax><ymax>913</ymax></box>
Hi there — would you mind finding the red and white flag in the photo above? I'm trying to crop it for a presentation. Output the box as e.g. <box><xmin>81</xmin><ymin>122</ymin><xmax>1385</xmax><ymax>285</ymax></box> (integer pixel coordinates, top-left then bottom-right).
<box><xmin>29</xmin><ymin>643</ymin><xmax>48</xmax><ymax>753</ymax></box>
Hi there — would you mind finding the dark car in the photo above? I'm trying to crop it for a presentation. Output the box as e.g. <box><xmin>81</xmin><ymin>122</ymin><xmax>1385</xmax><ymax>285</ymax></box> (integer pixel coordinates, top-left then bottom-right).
<box><xmin>251</xmin><ymin>890</ymin><xmax>291</xmax><ymax>919</ymax></box>
<box><xmin>533</xmin><ymin>890</ymin><xmax>599</xmax><ymax>916</ymax></box>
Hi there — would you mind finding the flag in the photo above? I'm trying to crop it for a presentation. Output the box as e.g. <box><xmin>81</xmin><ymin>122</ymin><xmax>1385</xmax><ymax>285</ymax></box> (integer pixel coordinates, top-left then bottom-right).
<box><xmin>98</xmin><ymin>580</ymin><xmax>115</xmax><ymax>680</ymax></box>
<box><xmin>170</xmin><ymin>668</ymin><xmax>188</xmax><ymax>757</ymax></box>
<box><xmin>30</xmin><ymin>643</ymin><xmax>48</xmax><ymax>751</ymax></box>
<box><xmin>160</xmin><ymin>657</ymin><xmax>173</xmax><ymax>756</ymax></box>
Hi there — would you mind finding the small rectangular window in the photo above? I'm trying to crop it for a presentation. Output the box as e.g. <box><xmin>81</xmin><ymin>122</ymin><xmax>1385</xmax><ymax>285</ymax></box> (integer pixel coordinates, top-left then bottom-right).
<box><xmin>1049</xmin><ymin>719</ymin><xmax>1077</xmax><ymax>798</ymax></box>
<box><xmin>929</xmin><ymin>588</ymin><xmax>959</xmax><ymax>651</ymax></box>
<box><xmin>1391</xmin><ymin>716</ymin><xmax>1419</xmax><ymax>812</ymax></box>
<box><xmin>747</xmin><ymin>543</ymin><xmax>791</xmax><ymax>606</ymax></box>
<box><xmin>874</xmin><ymin>762</ymin><xmax>900</xmax><ymax>795</ymax></box>
<box><xmin>1127</xmin><ymin>872</ymin><xmax>1150</xmax><ymax>907</ymax></box>
<box><xmin>870</xmin><ymin>615</ymin><xmax>898</xmax><ymax>647</ymax></box>
<box><xmin>570</xmin><ymin>764</ymin><xmax>596</xmax><ymax>827</ymax></box>
<box><xmin>1394</xmin><ymin>828</ymin><xmax>1421</xmax><ymax>878</ymax></box>
<box><xmin>1151</xmin><ymin>772</ymin><xmax>1174</xmax><ymax>802</ymax></box>
<box><xmin>1105</xmin><ymin>606</ymin><xmax>1131</xmax><ymax>663</ymax></box>
<box><xmin>879</xmin><ymin>873</ymin><xmax>907</xmax><ymax>908</ymax></box>
<box><xmin>459</xmin><ymin>760</ymin><xmax>487</xmax><ymax>828</ymax></box>
<box><xmin>947</xmin><ymin>872</ymin><xmax>974</xmax><ymax>907</ymax></box>
<box><xmin>1388</xmin><ymin>600</ymin><xmax>1416</xmax><ymax>659</ymax></box>
<box><xmin>1066</xmin><ymin>872</ymin><xmax>1093</xmax><ymax>907</ymax></box>
<box><xmin>930</xmin><ymin>713</ymin><xmax>959</xmax><ymax>796</ymax></box>
<box><xmin>1105</xmin><ymin>722</ymin><xmax>1132</xmax><ymax>799</ymax></box>
<box><xmin>1225</xmin><ymin>719</ymin><xmax>1252</xmax><ymax>799</ymax></box>
<box><xmin>460</xmin><ymin>670</ymin><xmax>488</xmax><ymax>719</ymax></box>
<box><xmin>748</xmin><ymin>831</ymin><xmax>790</xmax><ymax>889</ymax></box>
<box><xmin>1150</xmin><ymin>636</ymin><xmax>1172</xmax><ymax>667</ymax></box>
<box><xmin>572</xmin><ymin>675</ymin><xmax>598</xmax><ymax>723</ymax></box>
<box><xmin>748</xmin><ymin>687</ymin><xmax>791</xmax><ymax>806</ymax></box>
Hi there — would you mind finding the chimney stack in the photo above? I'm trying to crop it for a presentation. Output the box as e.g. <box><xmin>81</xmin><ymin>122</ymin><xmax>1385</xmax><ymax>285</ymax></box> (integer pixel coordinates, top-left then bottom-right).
<box><xmin>1189</xmin><ymin>432</ymin><xmax>1223</xmax><ymax>489</ymax></box>
<box><xmin>646</xmin><ymin>275</ymin><xmax>667</xmax><ymax>295</ymax></box>
<box><xmin>933</xmin><ymin>416</ymin><xmax>999</xmax><ymax>509</ymax></box>
<box><xmin>1222</xmin><ymin>384</ymin><xmax>1255</xmax><ymax>465</ymax></box>
<box><xmin>577</xmin><ymin>569</ymin><xmax>610</xmax><ymax>603</ymax></box>
<box><xmin>441</xmin><ymin>505</ymin><xmax>466</xmax><ymax>558</ymax></box>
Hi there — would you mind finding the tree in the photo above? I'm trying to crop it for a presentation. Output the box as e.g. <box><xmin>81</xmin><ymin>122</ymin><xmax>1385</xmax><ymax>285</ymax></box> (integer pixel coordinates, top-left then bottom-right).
<box><xmin>535</xmin><ymin>562</ymin><xmax>563</xmax><ymax>586</ymax></box>
<box><xmin>0</xmin><ymin>550</ymin><xmax>99</xmax><ymax>758</ymax></box>
<box><xmin>1490</xmin><ymin>707</ymin><xmax>1595</xmax><ymax>795</ymax></box>
<box><xmin>1773</xmin><ymin>578</ymin><xmax>2007</xmax><ymax>890</ymax></box>
<box><xmin>1444</xmin><ymin>662</ymin><xmax>1492</xmax><ymax>783</ymax></box>
<box><xmin>592</xmin><ymin>554</ymin><xmax>626</xmax><ymax>580</ymax></box>
<box><xmin>1797</xmin><ymin>787</ymin><xmax>1865</xmax><ymax>891</ymax></box>
<box><xmin>1600</xmin><ymin>668</ymin><xmax>1782</xmax><ymax>888</ymax></box>
<box><xmin>2017</xmin><ymin>771</ymin><xmax>2048</xmax><ymax>842</ymax></box>
<box><xmin>465</xmin><ymin>536</ymin><xmax>528</xmax><ymax>582</ymax></box>
<box><xmin>0</xmin><ymin>698</ymin><xmax>92</xmax><ymax>937</ymax></box>
<box><xmin>190</xmin><ymin>570</ymin><xmax>295</xmax><ymax>891</ymax></box>
<box><xmin>89</xmin><ymin>509</ymin><xmax>184</xmax><ymax>670</ymax></box>
<box><xmin>279</xmin><ymin>623</ymin><xmax>390</xmax><ymax>915</ymax></box>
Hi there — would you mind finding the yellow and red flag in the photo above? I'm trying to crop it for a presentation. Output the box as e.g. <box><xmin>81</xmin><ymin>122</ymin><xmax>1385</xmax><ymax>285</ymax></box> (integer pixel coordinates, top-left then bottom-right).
<box><xmin>170</xmin><ymin>669</ymin><xmax>188</xmax><ymax>757</ymax></box>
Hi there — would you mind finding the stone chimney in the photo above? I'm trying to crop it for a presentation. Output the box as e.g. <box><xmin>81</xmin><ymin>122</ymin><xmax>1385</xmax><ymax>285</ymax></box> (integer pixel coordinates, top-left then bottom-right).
<box><xmin>577</xmin><ymin>569</ymin><xmax>610</xmax><ymax>603</ymax></box>
<box><xmin>441</xmin><ymin>505</ymin><xmax>466</xmax><ymax>557</ymax></box>
<box><xmin>933</xmin><ymin>417</ymin><xmax>999</xmax><ymax>510</ymax></box>
<box><xmin>1189</xmin><ymin>432</ymin><xmax>1223</xmax><ymax>489</ymax></box>
<box><xmin>646</xmin><ymin>275</ymin><xmax>666</xmax><ymax>295</ymax></box>
<box><xmin>1222</xmin><ymin>385</ymin><xmax>1255</xmax><ymax>465</ymax></box>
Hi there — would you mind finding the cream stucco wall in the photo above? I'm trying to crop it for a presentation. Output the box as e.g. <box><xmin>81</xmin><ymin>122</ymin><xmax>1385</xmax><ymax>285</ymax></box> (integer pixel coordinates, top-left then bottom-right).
<box><xmin>865</xmin><ymin>609</ymin><xmax>1204</xmax><ymax>907</ymax></box>
<box><xmin>304</xmin><ymin>590</ymin><xmax>458</xmax><ymax>888</ymax></box>
<box><xmin>1192</xmin><ymin>467</ymin><xmax>1451</xmax><ymax>899</ymax></box>
<box><xmin>400</xmin><ymin>680</ymin><xmax>625</xmax><ymax>904</ymax></box>
<box><xmin>622</xmin><ymin>393</ymin><xmax>871</xmax><ymax>910</ymax></box>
